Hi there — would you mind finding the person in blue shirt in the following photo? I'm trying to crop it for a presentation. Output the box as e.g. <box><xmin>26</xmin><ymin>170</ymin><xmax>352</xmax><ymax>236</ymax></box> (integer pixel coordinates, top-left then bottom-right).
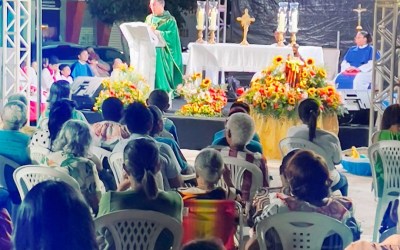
<box><xmin>335</xmin><ymin>31</ymin><xmax>380</xmax><ymax>89</ymax></box>
<box><xmin>70</xmin><ymin>49</ymin><xmax>94</xmax><ymax>79</ymax></box>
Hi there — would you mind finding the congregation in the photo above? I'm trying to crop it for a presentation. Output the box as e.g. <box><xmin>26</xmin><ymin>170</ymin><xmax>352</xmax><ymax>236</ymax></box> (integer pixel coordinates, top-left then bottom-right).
<box><xmin>0</xmin><ymin>76</ymin><xmax>399</xmax><ymax>249</ymax></box>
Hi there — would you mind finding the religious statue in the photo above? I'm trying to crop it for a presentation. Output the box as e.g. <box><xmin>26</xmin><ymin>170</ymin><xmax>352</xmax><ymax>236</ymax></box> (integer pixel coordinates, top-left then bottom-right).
<box><xmin>236</xmin><ymin>9</ymin><xmax>255</xmax><ymax>45</ymax></box>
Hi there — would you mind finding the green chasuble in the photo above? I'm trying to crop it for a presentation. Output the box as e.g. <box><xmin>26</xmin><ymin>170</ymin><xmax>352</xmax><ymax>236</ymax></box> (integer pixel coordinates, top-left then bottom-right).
<box><xmin>145</xmin><ymin>11</ymin><xmax>183</xmax><ymax>93</ymax></box>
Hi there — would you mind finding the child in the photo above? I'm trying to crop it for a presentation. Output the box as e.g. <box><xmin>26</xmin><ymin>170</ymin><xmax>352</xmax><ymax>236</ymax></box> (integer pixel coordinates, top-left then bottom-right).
<box><xmin>58</xmin><ymin>64</ymin><xmax>73</xmax><ymax>84</ymax></box>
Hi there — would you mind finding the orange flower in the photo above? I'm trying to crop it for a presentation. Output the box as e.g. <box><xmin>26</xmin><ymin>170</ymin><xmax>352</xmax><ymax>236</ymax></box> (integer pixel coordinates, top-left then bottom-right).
<box><xmin>288</xmin><ymin>97</ymin><xmax>296</xmax><ymax>105</ymax></box>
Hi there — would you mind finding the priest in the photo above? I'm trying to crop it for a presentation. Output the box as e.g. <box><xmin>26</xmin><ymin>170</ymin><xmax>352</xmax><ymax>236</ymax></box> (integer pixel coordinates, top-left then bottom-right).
<box><xmin>335</xmin><ymin>31</ymin><xmax>380</xmax><ymax>89</ymax></box>
<box><xmin>146</xmin><ymin>0</ymin><xmax>183</xmax><ymax>93</ymax></box>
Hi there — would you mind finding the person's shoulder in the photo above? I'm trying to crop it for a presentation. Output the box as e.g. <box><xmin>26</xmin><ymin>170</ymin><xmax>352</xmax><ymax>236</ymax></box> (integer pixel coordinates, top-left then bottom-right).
<box><xmin>158</xmin><ymin>190</ymin><xmax>183</xmax><ymax>206</ymax></box>
<box><xmin>330</xmin><ymin>196</ymin><xmax>354</xmax><ymax>210</ymax></box>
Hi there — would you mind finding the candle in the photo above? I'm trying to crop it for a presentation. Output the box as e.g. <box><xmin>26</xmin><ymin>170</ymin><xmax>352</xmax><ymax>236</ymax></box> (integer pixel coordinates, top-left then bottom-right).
<box><xmin>196</xmin><ymin>9</ymin><xmax>205</xmax><ymax>30</ymax></box>
<box><xmin>290</xmin><ymin>10</ymin><xmax>298</xmax><ymax>32</ymax></box>
<box><xmin>277</xmin><ymin>12</ymin><xmax>286</xmax><ymax>32</ymax></box>
<box><xmin>209</xmin><ymin>8</ymin><xmax>218</xmax><ymax>30</ymax></box>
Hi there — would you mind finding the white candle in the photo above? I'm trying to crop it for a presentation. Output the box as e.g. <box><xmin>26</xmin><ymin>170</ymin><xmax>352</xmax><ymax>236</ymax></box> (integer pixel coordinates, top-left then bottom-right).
<box><xmin>196</xmin><ymin>9</ymin><xmax>205</xmax><ymax>30</ymax></box>
<box><xmin>209</xmin><ymin>8</ymin><xmax>218</xmax><ymax>30</ymax></box>
<box><xmin>277</xmin><ymin>12</ymin><xmax>286</xmax><ymax>32</ymax></box>
<box><xmin>290</xmin><ymin>10</ymin><xmax>298</xmax><ymax>32</ymax></box>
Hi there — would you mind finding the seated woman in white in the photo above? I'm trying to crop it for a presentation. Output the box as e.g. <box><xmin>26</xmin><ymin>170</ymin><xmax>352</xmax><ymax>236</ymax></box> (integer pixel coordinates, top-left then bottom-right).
<box><xmin>334</xmin><ymin>31</ymin><xmax>380</xmax><ymax>89</ymax></box>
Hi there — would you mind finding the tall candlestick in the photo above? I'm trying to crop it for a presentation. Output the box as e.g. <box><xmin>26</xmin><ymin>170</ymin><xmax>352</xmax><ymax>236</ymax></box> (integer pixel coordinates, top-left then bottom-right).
<box><xmin>289</xmin><ymin>3</ymin><xmax>299</xmax><ymax>33</ymax></box>
<box><xmin>196</xmin><ymin>8</ymin><xmax>205</xmax><ymax>30</ymax></box>
<box><xmin>277</xmin><ymin>2</ymin><xmax>288</xmax><ymax>33</ymax></box>
<box><xmin>208</xmin><ymin>1</ymin><xmax>218</xmax><ymax>31</ymax></box>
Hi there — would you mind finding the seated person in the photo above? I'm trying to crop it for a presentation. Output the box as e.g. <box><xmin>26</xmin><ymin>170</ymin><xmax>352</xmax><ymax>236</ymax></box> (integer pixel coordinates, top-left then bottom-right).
<box><xmin>98</xmin><ymin>138</ymin><xmax>183</xmax><ymax>250</ymax></box>
<box><xmin>373</xmin><ymin>104</ymin><xmax>400</xmax><ymax>197</ymax></box>
<box><xmin>335</xmin><ymin>31</ymin><xmax>380</xmax><ymax>89</ymax></box>
<box><xmin>212</xmin><ymin>101</ymin><xmax>263</xmax><ymax>154</ymax></box>
<box><xmin>0</xmin><ymin>101</ymin><xmax>31</xmax><ymax>165</ymax></box>
<box><xmin>37</xmin><ymin>80</ymin><xmax>87</xmax><ymax>127</ymax></box>
<box><xmin>346</xmin><ymin>234</ymin><xmax>400</xmax><ymax>250</ymax></box>
<box><xmin>0</xmin><ymin>188</ymin><xmax>12</xmax><ymax>250</ymax></box>
<box><xmin>179</xmin><ymin>148</ymin><xmax>240</xmax><ymax>201</ymax></box>
<box><xmin>182</xmin><ymin>239</ymin><xmax>226</xmax><ymax>250</ymax></box>
<box><xmin>271</xmin><ymin>28</ymin><xmax>287</xmax><ymax>47</ymax></box>
<box><xmin>13</xmin><ymin>181</ymin><xmax>97</xmax><ymax>250</ymax></box>
<box><xmin>6</xmin><ymin>94</ymin><xmax>36</xmax><ymax>136</ymax></box>
<box><xmin>213</xmin><ymin>113</ymin><xmax>269</xmax><ymax>203</ymax></box>
<box><xmin>87</xmin><ymin>47</ymin><xmax>110</xmax><ymax>77</ymax></box>
<box><xmin>288</xmin><ymin>98</ymin><xmax>348</xmax><ymax>196</ymax></box>
<box><xmin>47</xmin><ymin>120</ymin><xmax>103</xmax><ymax>215</ymax></box>
<box><xmin>148</xmin><ymin>105</ymin><xmax>193</xmax><ymax>174</ymax></box>
<box><xmin>30</xmin><ymin>99</ymin><xmax>74</xmax><ymax>152</ymax></box>
<box><xmin>147</xmin><ymin>89</ymin><xmax>179</xmax><ymax>143</ymax></box>
<box><xmin>92</xmin><ymin>97</ymin><xmax>130</xmax><ymax>151</ymax></box>
<box><xmin>292</xmin><ymin>43</ymin><xmax>304</xmax><ymax>62</ymax></box>
<box><xmin>70</xmin><ymin>49</ymin><xmax>94</xmax><ymax>79</ymax></box>
<box><xmin>57</xmin><ymin>64</ymin><xmax>73</xmax><ymax>84</ymax></box>
<box><xmin>246</xmin><ymin>150</ymin><xmax>360</xmax><ymax>250</ymax></box>
<box><xmin>113</xmin><ymin>102</ymin><xmax>183</xmax><ymax>190</ymax></box>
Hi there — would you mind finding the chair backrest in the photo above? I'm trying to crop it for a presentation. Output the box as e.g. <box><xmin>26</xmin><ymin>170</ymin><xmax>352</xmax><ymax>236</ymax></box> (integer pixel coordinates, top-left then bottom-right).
<box><xmin>13</xmin><ymin>165</ymin><xmax>80</xmax><ymax>200</ymax></box>
<box><xmin>0</xmin><ymin>155</ymin><xmax>21</xmax><ymax>204</ymax></box>
<box><xmin>182</xmin><ymin>199</ymin><xmax>242</xmax><ymax>250</ymax></box>
<box><xmin>95</xmin><ymin>209</ymin><xmax>182</xmax><ymax>250</ymax></box>
<box><xmin>29</xmin><ymin>146</ymin><xmax>50</xmax><ymax>164</ymax></box>
<box><xmin>322</xmin><ymin>47</ymin><xmax>340</xmax><ymax>81</ymax></box>
<box><xmin>279</xmin><ymin>137</ymin><xmax>334</xmax><ymax>170</ymax></box>
<box><xmin>368</xmin><ymin>140</ymin><xmax>400</xmax><ymax>197</ymax></box>
<box><xmin>371</xmin><ymin>130</ymin><xmax>381</xmax><ymax>144</ymax></box>
<box><xmin>256</xmin><ymin>212</ymin><xmax>353</xmax><ymax>250</ymax></box>
<box><xmin>91</xmin><ymin>146</ymin><xmax>111</xmax><ymax>165</ymax></box>
<box><xmin>108</xmin><ymin>151</ymin><xmax>164</xmax><ymax>190</ymax></box>
<box><xmin>218</xmin><ymin>156</ymin><xmax>263</xmax><ymax>202</ymax></box>
<box><xmin>108</xmin><ymin>152</ymin><xmax>125</xmax><ymax>186</ymax></box>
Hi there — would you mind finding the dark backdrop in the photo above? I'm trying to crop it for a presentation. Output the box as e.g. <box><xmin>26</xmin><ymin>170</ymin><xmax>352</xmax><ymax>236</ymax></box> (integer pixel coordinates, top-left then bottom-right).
<box><xmin>229</xmin><ymin>0</ymin><xmax>374</xmax><ymax>52</ymax></box>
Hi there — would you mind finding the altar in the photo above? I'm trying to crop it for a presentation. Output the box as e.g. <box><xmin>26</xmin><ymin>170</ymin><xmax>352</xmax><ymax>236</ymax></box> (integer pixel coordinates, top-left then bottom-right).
<box><xmin>185</xmin><ymin>43</ymin><xmax>325</xmax><ymax>84</ymax></box>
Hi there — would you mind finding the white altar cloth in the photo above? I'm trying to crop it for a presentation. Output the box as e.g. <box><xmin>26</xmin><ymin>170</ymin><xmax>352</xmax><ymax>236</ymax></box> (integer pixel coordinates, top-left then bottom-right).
<box><xmin>186</xmin><ymin>43</ymin><xmax>325</xmax><ymax>84</ymax></box>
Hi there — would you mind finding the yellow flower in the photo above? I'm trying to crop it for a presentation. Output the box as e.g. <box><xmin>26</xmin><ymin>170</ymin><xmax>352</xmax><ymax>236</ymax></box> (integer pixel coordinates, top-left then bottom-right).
<box><xmin>318</xmin><ymin>68</ymin><xmax>327</xmax><ymax>78</ymax></box>
<box><xmin>200</xmin><ymin>78</ymin><xmax>211</xmax><ymax>89</ymax></box>
<box><xmin>261</xmin><ymin>102</ymin><xmax>267</xmax><ymax>110</ymax></box>
<box><xmin>307</xmin><ymin>87</ymin><xmax>317</xmax><ymax>96</ymax></box>
<box><xmin>288</xmin><ymin>97</ymin><xmax>296</xmax><ymax>105</ymax></box>
<box><xmin>301</xmin><ymin>71</ymin><xmax>308</xmax><ymax>78</ymax></box>
<box><xmin>273</xmin><ymin>55</ymin><xmax>284</xmax><ymax>64</ymax></box>
<box><xmin>306</xmin><ymin>58</ymin><xmax>315</xmax><ymax>66</ymax></box>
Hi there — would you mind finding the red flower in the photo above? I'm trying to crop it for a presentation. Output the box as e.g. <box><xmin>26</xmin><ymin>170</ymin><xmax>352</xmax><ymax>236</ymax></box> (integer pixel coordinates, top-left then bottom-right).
<box><xmin>236</xmin><ymin>87</ymin><xmax>245</xmax><ymax>96</ymax></box>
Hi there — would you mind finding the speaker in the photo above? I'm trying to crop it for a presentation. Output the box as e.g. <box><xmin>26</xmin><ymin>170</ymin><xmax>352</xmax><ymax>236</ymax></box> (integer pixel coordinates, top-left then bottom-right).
<box><xmin>338</xmin><ymin>90</ymin><xmax>372</xmax><ymax>125</ymax></box>
<box><xmin>71</xmin><ymin>77</ymin><xmax>104</xmax><ymax>110</ymax></box>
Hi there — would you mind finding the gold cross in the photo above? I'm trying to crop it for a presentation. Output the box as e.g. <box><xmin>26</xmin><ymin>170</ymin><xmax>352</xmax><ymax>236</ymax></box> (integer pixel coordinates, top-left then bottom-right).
<box><xmin>353</xmin><ymin>4</ymin><xmax>367</xmax><ymax>31</ymax></box>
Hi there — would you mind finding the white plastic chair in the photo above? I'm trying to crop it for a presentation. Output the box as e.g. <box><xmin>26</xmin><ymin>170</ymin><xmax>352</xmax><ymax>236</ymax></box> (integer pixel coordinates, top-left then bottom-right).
<box><xmin>13</xmin><ymin>165</ymin><xmax>80</xmax><ymax>200</ymax></box>
<box><xmin>95</xmin><ymin>209</ymin><xmax>182</xmax><ymax>250</ymax></box>
<box><xmin>29</xmin><ymin>146</ymin><xmax>50</xmax><ymax>164</ymax></box>
<box><xmin>108</xmin><ymin>151</ymin><xmax>164</xmax><ymax>190</ymax></box>
<box><xmin>279</xmin><ymin>137</ymin><xmax>334</xmax><ymax>170</ymax></box>
<box><xmin>219</xmin><ymin>156</ymin><xmax>263</xmax><ymax>203</ymax></box>
<box><xmin>256</xmin><ymin>212</ymin><xmax>353</xmax><ymax>250</ymax></box>
<box><xmin>0</xmin><ymin>155</ymin><xmax>20</xmax><ymax>189</ymax></box>
<box><xmin>368</xmin><ymin>140</ymin><xmax>400</xmax><ymax>242</ymax></box>
<box><xmin>108</xmin><ymin>152</ymin><xmax>125</xmax><ymax>186</ymax></box>
<box><xmin>91</xmin><ymin>146</ymin><xmax>111</xmax><ymax>164</ymax></box>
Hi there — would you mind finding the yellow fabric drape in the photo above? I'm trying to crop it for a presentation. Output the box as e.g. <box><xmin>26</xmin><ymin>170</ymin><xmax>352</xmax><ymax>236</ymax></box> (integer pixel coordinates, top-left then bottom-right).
<box><xmin>251</xmin><ymin>112</ymin><xmax>339</xmax><ymax>160</ymax></box>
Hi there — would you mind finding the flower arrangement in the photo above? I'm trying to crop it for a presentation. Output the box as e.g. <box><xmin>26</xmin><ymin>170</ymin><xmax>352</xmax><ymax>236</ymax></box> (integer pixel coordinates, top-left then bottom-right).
<box><xmin>176</xmin><ymin>73</ymin><xmax>227</xmax><ymax>117</ymax></box>
<box><xmin>93</xmin><ymin>64</ymin><xmax>150</xmax><ymax>112</ymax></box>
<box><xmin>238</xmin><ymin>55</ymin><xmax>346</xmax><ymax>119</ymax></box>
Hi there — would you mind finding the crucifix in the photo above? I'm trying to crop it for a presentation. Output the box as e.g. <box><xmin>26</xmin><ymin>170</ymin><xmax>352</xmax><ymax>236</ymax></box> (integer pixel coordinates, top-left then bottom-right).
<box><xmin>236</xmin><ymin>9</ymin><xmax>255</xmax><ymax>45</ymax></box>
<box><xmin>353</xmin><ymin>4</ymin><xmax>367</xmax><ymax>31</ymax></box>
